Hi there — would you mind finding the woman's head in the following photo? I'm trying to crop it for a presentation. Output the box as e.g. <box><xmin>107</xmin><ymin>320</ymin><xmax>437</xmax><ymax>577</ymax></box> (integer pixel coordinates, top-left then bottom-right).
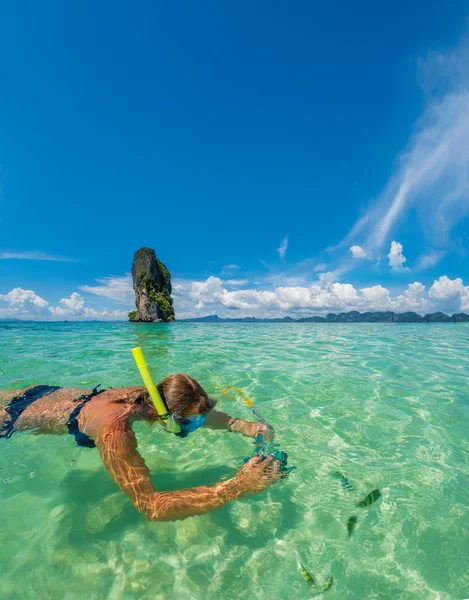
<box><xmin>156</xmin><ymin>374</ymin><xmax>215</xmax><ymax>416</ymax></box>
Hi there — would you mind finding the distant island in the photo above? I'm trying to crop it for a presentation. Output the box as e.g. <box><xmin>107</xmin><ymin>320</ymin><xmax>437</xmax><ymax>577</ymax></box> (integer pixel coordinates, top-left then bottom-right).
<box><xmin>180</xmin><ymin>311</ymin><xmax>469</xmax><ymax>323</ymax></box>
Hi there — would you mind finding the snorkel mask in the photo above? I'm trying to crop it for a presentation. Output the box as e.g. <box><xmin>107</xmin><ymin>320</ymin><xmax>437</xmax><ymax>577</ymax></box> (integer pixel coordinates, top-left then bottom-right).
<box><xmin>174</xmin><ymin>413</ymin><xmax>208</xmax><ymax>438</ymax></box>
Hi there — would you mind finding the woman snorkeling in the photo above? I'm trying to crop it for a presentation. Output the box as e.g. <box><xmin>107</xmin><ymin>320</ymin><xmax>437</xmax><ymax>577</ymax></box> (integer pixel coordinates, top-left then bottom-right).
<box><xmin>0</xmin><ymin>375</ymin><xmax>283</xmax><ymax>521</ymax></box>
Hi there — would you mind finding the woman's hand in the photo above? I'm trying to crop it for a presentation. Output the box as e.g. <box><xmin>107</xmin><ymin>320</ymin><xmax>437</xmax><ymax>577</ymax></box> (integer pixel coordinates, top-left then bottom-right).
<box><xmin>235</xmin><ymin>420</ymin><xmax>273</xmax><ymax>440</ymax></box>
<box><xmin>233</xmin><ymin>455</ymin><xmax>282</xmax><ymax>495</ymax></box>
<box><xmin>204</xmin><ymin>412</ymin><xmax>273</xmax><ymax>440</ymax></box>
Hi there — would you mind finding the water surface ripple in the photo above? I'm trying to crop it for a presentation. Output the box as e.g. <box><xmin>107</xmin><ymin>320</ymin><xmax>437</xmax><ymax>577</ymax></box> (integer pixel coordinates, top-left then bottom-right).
<box><xmin>0</xmin><ymin>322</ymin><xmax>468</xmax><ymax>599</ymax></box>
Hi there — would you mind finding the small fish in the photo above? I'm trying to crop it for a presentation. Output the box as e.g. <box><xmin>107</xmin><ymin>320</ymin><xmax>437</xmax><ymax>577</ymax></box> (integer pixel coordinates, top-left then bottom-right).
<box><xmin>295</xmin><ymin>554</ymin><xmax>315</xmax><ymax>586</ymax></box>
<box><xmin>332</xmin><ymin>471</ymin><xmax>354</xmax><ymax>492</ymax></box>
<box><xmin>321</xmin><ymin>576</ymin><xmax>334</xmax><ymax>593</ymax></box>
<box><xmin>357</xmin><ymin>489</ymin><xmax>381</xmax><ymax>508</ymax></box>
<box><xmin>347</xmin><ymin>515</ymin><xmax>357</xmax><ymax>538</ymax></box>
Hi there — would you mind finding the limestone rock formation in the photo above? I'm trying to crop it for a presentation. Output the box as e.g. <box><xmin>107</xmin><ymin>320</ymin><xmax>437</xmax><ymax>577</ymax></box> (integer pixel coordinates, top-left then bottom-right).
<box><xmin>129</xmin><ymin>248</ymin><xmax>175</xmax><ymax>322</ymax></box>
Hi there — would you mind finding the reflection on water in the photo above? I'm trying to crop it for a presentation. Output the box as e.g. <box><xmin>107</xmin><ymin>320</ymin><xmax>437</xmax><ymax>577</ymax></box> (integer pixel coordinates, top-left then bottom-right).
<box><xmin>0</xmin><ymin>322</ymin><xmax>469</xmax><ymax>599</ymax></box>
<box><xmin>132</xmin><ymin>322</ymin><xmax>176</xmax><ymax>364</ymax></box>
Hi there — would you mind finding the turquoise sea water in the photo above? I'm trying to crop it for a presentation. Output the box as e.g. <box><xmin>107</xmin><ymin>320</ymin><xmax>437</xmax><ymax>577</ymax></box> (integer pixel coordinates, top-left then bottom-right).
<box><xmin>1</xmin><ymin>322</ymin><xmax>469</xmax><ymax>600</ymax></box>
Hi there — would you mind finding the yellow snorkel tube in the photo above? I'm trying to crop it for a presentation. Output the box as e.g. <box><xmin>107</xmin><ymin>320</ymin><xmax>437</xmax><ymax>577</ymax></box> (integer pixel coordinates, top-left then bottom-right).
<box><xmin>131</xmin><ymin>346</ymin><xmax>181</xmax><ymax>434</ymax></box>
<box><xmin>221</xmin><ymin>385</ymin><xmax>255</xmax><ymax>407</ymax></box>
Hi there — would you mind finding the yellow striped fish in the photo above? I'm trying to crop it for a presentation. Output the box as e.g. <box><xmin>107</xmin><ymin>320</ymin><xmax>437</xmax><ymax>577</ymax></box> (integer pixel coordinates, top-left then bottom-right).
<box><xmin>347</xmin><ymin>515</ymin><xmax>357</xmax><ymax>538</ymax></box>
<box><xmin>332</xmin><ymin>471</ymin><xmax>354</xmax><ymax>492</ymax></box>
<box><xmin>357</xmin><ymin>489</ymin><xmax>381</xmax><ymax>508</ymax></box>
<box><xmin>321</xmin><ymin>576</ymin><xmax>334</xmax><ymax>592</ymax></box>
<box><xmin>295</xmin><ymin>554</ymin><xmax>315</xmax><ymax>586</ymax></box>
<box><xmin>294</xmin><ymin>554</ymin><xmax>334</xmax><ymax>594</ymax></box>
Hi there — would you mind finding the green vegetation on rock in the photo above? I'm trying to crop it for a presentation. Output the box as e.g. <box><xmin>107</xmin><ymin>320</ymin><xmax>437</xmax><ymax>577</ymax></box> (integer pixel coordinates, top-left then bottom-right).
<box><xmin>152</xmin><ymin>292</ymin><xmax>174</xmax><ymax>321</ymax></box>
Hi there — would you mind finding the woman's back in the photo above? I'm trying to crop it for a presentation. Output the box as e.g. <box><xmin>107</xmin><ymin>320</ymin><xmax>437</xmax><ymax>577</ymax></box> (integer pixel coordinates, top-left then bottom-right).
<box><xmin>0</xmin><ymin>385</ymin><xmax>148</xmax><ymax>439</ymax></box>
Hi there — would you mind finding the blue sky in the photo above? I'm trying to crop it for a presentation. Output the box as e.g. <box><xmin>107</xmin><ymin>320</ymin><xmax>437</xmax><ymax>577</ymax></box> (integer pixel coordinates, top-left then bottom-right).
<box><xmin>1</xmin><ymin>1</ymin><xmax>469</xmax><ymax>319</ymax></box>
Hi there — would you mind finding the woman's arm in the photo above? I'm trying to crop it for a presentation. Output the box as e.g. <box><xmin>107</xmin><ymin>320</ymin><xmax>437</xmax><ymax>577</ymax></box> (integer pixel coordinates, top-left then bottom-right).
<box><xmin>204</xmin><ymin>410</ymin><xmax>272</xmax><ymax>439</ymax></box>
<box><xmin>95</xmin><ymin>423</ymin><xmax>278</xmax><ymax>521</ymax></box>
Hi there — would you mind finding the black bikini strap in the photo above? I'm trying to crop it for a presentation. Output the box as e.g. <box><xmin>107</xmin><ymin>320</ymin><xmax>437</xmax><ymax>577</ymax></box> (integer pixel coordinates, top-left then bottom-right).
<box><xmin>66</xmin><ymin>385</ymin><xmax>106</xmax><ymax>449</ymax></box>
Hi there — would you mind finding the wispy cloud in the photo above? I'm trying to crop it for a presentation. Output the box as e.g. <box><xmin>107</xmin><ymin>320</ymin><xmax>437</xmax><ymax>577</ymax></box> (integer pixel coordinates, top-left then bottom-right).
<box><xmin>338</xmin><ymin>37</ymin><xmax>469</xmax><ymax>256</ymax></box>
<box><xmin>314</xmin><ymin>263</ymin><xmax>328</xmax><ymax>272</ymax></box>
<box><xmin>0</xmin><ymin>251</ymin><xmax>77</xmax><ymax>262</ymax></box>
<box><xmin>258</xmin><ymin>258</ymin><xmax>271</xmax><ymax>270</ymax></box>
<box><xmin>80</xmin><ymin>275</ymin><xmax>134</xmax><ymax>305</ymax></box>
<box><xmin>226</xmin><ymin>279</ymin><xmax>249</xmax><ymax>286</ymax></box>
<box><xmin>414</xmin><ymin>250</ymin><xmax>445</xmax><ymax>271</ymax></box>
<box><xmin>276</xmin><ymin>236</ymin><xmax>288</xmax><ymax>261</ymax></box>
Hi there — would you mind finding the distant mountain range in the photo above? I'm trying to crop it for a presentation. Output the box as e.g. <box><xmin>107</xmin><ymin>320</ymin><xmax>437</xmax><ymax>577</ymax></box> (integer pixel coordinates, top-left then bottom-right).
<box><xmin>179</xmin><ymin>311</ymin><xmax>469</xmax><ymax>323</ymax></box>
<box><xmin>2</xmin><ymin>311</ymin><xmax>469</xmax><ymax>324</ymax></box>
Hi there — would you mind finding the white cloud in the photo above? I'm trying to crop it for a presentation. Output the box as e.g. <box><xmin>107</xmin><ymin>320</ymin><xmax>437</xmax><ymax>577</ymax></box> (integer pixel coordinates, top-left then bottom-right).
<box><xmin>0</xmin><ymin>288</ymin><xmax>127</xmax><ymax>321</ymax></box>
<box><xmin>360</xmin><ymin>285</ymin><xmax>391</xmax><ymax>306</ymax></box>
<box><xmin>318</xmin><ymin>272</ymin><xmax>337</xmax><ymax>284</ymax></box>
<box><xmin>0</xmin><ymin>251</ymin><xmax>77</xmax><ymax>262</ymax></box>
<box><xmin>173</xmin><ymin>273</ymin><xmax>469</xmax><ymax>318</ymax></box>
<box><xmin>51</xmin><ymin>294</ymin><xmax>127</xmax><ymax>320</ymax></box>
<box><xmin>393</xmin><ymin>282</ymin><xmax>429</xmax><ymax>312</ymax></box>
<box><xmin>350</xmin><ymin>245</ymin><xmax>369</xmax><ymax>259</ymax></box>
<box><xmin>172</xmin><ymin>281</ymin><xmax>191</xmax><ymax>295</ymax></box>
<box><xmin>50</xmin><ymin>293</ymin><xmax>88</xmax><ymax>317</ymax></box>
<box><xmin>59</xmin><ymin>292</ymin><xmax>84</xmax><ymax>313</ymax></box>
<box><xmin>226</xmin><ymin>279</ymin><xmax>249</xmax><ymax>286</ymax></box>
<box><xmin>3</xmin><ymin>275</ymin><xmax>469</xmax><ymax>322</ymax></box>
<box><xmin>388</xmin><ymin>241</ymin><xmax>410</xmax><ymax>272</ymax></box>
<box><xmin>429</xmin><ymin>276</ymin><xmax>469</xmax><ymax>312</ymax></box>
<box><xmin>185</xmin><ymin>277</ymin><xmax>361</xmax><ymax>314</ymax></box>
<box><xmin>338</xmin><ymin>39</ymin><xmax>469</xmax><ymax>256</ymax></box>
<box><xmin>223</xmin><ymin>264</ymin><xmax>240</xmax><ymax>270</ymax></box>
<box><xmin>0</xmin><ymin>288</ymin><xmax>49</xmax><ymax>316</ymax></box>
<box><xmin>80</xmin><ymin>275</ymin><xmax>134</xmax><ymax>304</ymax></box>
<box><xmin>406</xmin><ymin>282</ymin><xmax>426</xmax><ymax>296</ymax></box>
<box><xmin>276</xmin><ymin>236</ymin><xmax>288</xmax><ymax>261</ymax></box>
<box><xmin>429</xmin><ymin>275</ymin><xmax>462</xmax><ymax>300</ymax></box>
<box><xmin>189</xmin><ymin>276</ymin><xmax>224</xmax><ymax>309</ymax></box>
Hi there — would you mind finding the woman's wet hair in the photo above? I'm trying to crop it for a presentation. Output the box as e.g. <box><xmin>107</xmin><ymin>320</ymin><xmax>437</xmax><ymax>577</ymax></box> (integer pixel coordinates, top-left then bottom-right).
<box><xmin>157</xmin><ymin>374</ymin><xmax>215</xmax><ymax>415</ymax></box>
